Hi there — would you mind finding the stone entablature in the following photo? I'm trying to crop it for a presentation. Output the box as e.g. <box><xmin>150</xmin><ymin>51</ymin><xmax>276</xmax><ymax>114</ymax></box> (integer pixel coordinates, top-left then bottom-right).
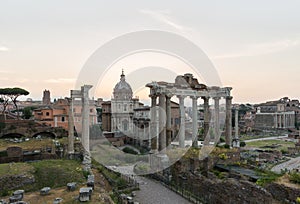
<box><xmin>146</xmin><ymin>73</ymin><xmax>233</xmax><ymax>153</ymax></box>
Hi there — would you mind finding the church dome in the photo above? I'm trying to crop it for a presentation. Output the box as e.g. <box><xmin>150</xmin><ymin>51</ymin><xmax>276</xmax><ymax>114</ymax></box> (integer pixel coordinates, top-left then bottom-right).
<box><xmin>113</xmin><ymin>70</ymin><xmax>133</xmax><ymax>100</ymax></box>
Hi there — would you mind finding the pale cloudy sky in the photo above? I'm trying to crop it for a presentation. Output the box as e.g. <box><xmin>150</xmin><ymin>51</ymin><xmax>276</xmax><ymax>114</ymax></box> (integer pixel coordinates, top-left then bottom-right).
<box><xmin>0</xmin><ymin>0</ymin><xmax>300</xmax><ymax>104</ymax></box>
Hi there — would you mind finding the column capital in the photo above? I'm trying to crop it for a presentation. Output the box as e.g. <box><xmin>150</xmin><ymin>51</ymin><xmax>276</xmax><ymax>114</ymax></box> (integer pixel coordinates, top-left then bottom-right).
<box><xmin>213</xmin><ymin>96</ymin><xmax>221</xmax><ymax>100</ymax></box>
<box><xmin>190</xmin><ymin>95</ymin><xmax>199</xmax><ymax>100</ymax></box>
<box><xmin>201</xmin><ymin>96</ymin><xmax>210</xmax><ymax>100</ymax></box>
<box><xmin>177</xmin><ymin>95</ymin><xmax>186</xmax><ymax>100</ymax></box>
<box><xmin>149</xmin><ymin>94</ymin><xmax>158</xmax><ymax>98</ymax></box>
<box><xmin>165</xmin><ymin>93</ymin><xmax>173</xmax><ymax>99</ymax></box>
<box><xmin>226</xmin><ymin>96</ymin><xmax>233</xmax><ymax>100</ymax></box>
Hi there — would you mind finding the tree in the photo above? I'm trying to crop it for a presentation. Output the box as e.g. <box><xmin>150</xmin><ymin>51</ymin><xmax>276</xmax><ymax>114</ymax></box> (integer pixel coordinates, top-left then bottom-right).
<box><xmin>22</xmin><ymin>106</ymin><xmax>33</xmax><ymax>119</ymax></box>
<box><xmin>0</xmin><ymin>88</ymin><xmax>11</xmax><ymax>120</ymax></box>
<box><xmin>1</xmin><ymin>88</ymin><xmax>29</xmax><ymax>120</ymax></box>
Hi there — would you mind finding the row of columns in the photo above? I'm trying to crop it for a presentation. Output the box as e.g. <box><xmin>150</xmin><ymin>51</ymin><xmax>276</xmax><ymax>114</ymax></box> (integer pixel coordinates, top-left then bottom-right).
<box><xmin>274</xmin><ymin>113</ymin><xmax>295</xmax><ymax>128</ymax></box>
<box><xmin>150</xmin><ymin>93</ymin><xmax>233</xmax><ymax>152</ymax></box>
<box><xmin>68</xmin><ymin>85</ymin><xmax>92</xmax><ymax>155</ymax></box>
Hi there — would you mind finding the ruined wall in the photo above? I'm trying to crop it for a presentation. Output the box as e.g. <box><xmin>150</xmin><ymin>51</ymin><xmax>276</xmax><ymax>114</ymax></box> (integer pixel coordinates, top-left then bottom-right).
<box><xmin>266</xmin><ymin>182</ymin><xmax>300</xmax><ymax>203</ymax></box>
<box><xmin>189</xmin><ymin>174</ymin><xmax>274</xmax><ymax>204</ymax></box>
<box><xmin>0</xmin><ymin>174</ymin><xmax>35</xmax><ymax>193</ymax></box>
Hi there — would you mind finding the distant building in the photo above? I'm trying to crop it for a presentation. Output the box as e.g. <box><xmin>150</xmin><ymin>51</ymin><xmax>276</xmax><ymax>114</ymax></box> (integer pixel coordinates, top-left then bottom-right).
<box><xmin>254</xmin><ymin>97</ymin><xmax>297</xmax><ymax>129</ymax></box>
<box><xmin>101</xmin><ymin>70</ymin><xmax>180</xmax><ymax>148</ymax></box>
<box><xmin>102</xmin><ymin>101</ymin><xmax>112</xmax><ymax>132</ymax></box>
<box><xmin>111</xmin><ymin>70</ymin><xmax>142</xmax><ymax>133</ymax></box>
<box><xmin>33</xmin><ymin>98</ymin><xmax>97</xmax><ymax>132</ymax></box>
<box><xmin>42</xmin><ymin>90</ymin><xmax>51</xmax><ymax>105</ymax></box>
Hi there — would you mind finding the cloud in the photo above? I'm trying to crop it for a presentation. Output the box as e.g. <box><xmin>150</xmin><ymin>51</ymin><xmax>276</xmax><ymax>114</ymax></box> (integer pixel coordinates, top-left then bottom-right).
<box><xmin>214</xmin><ymin>39</ymin><xmax>300</xmax><ymax>59</ymax></box>
<box><xmin>45</xmin><ymin>78</ymin><xmax>75</xmax><ymax>84</ymax></box>
<box><xmin>139</xmin><ymin>9</ymin><xmax>189</xmax><ymax>31</ymax></box>
<box><xmin>0</xmin><ymin>46</ymin><xmax>9</xmax><ymax>52</ymax></box>
<box><xmin>0</xmin><ymin>70</ymin><xmax>14</xmax><ymax>74</ymax></box>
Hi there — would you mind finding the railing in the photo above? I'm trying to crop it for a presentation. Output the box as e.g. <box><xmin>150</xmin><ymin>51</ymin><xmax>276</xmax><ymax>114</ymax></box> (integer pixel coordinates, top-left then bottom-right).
<box><xmin>148</xmin><ymin>173</ymin><xmax>205</xmax><ymax>204</ymax></box>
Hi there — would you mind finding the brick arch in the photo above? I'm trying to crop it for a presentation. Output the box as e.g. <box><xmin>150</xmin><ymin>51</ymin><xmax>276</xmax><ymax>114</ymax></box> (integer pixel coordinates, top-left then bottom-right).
<box><xmin>32</xmin><ymin>131</ymin><xmax>57</xmax><ymax>139</ymax></box>
<box><xmin>1</xmin><ymin>133</ymin><xmax>25</xmax><ymax>138</ymax></box>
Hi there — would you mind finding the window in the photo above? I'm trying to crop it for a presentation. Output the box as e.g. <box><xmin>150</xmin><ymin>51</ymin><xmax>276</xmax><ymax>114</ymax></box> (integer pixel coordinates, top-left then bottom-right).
<box><xmin>90</xmin><ymin>109</ymin><xmax>93</xmax><ymax>113</ymax></box>
<box><xmin>46</xmin><ymin>112</ymin><xmax>50</xmax><ymax>116</ymax></box>
<box><xmin>124</xmin><ymin>104</ymin><xmax>127</xmax><ymax>111</ymax></box>
<box><xmin>62</xmin><ymin>116</ymin><xmax>65</xmax><ymax>122</ymax></box>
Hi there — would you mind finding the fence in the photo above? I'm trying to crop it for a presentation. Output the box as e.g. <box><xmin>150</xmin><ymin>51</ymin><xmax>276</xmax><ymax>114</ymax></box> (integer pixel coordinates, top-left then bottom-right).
<box><xmin>148</xmin><ymin>173</ymin><xmax>205</xmax><ymax>204</ymax></box>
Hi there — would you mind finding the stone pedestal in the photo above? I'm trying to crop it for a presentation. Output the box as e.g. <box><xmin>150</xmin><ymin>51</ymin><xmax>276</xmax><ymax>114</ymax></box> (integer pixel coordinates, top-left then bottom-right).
<box><xmin>150</xmin><ymin>152</ymin><xmax>170</xmax><ymax>171</ymax></box>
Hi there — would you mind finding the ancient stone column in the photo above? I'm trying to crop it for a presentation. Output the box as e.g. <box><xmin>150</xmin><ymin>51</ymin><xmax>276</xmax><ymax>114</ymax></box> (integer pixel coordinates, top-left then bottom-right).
<box><xmin>233</xmin><ymin>107</ymin><xmax>240</xmax><ymax>148</ymax></box>
<box><xmin>214</xmin><ymin>97</ymin><xmax>220</xmax><ymax>142</ymax></box>
<box><xmin>202</xmin><ymin>97</ymin><xmax>210</xmax><ymax>145</ymax></box>
<box><xmin>178</xmin><ymin>95</ymin><xmax>185</xmax><ymax>148</ymax></box>
<box><xmin>67</xmin><ymin>98</ymin><xmax>74</xmax><ymax>154</ymax></box>
<box><xmin>150</xmin><ymin>95</ymin><xmax>158</xmax><ymax>152</ymax></box>
<box><xmin>274</xmin><ymin>113</ymin><xmax>278</xmax><ymax>128</ymax></box>
<box><xmin>283</xmin><ymin>113</ymin><xmax>286</xmax><ymax>128</ymax></box>
<box><xmin>225</xmin><ymin>96</ymin><xmax>232</xmax><ymax>147</ymax></box>
<box><xmin>159</xmin><ymin>94</ymin><xmax>166</xmax><ymax>153</ymax></box>
<box><xmin>191</xmin><ymin>96</ymin><xmax>198</xmax><ymax>147</ymax></box>
<box><xmin>278</xmin><ymin>114</ymin><xmax>281</xmax><ymax>128</ymax></box>
<box><xmin>166</xmin><ymin>94</ymin><xmax>172</xmax><ymax>148</ymax></box>
<box><xmin>81</xmin><ymin>85</ymin><xmax>93</xmax><ymax>153</ymax></box>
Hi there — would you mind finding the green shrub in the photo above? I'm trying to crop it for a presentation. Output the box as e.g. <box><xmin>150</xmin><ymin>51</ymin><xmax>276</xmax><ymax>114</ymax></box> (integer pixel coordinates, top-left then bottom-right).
<box><xmin>123</xmin><ymin>147</ymin><xmax>138</xmax><ymax>155</ymax></box>
<box><xmin>290</xmin><ymin>172</ymin><xmax>300</xmax><ymax>184</ymax></box>
<box><xmin>224</xmin><ymin>144</ymin><xmax>230</xmax><ymax>149</ymax></box>
<box><xmin>240</xmin><ymin>141</ymin><xmax>246</xmax><ymax>147</ymax></box>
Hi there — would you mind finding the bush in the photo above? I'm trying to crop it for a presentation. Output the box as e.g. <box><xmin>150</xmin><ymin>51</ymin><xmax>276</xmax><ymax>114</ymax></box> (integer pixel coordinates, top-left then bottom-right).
<box><xmin>123</xmin><ymin>147</ymin><xmax>138</xmax><ymax>155</ymax></box>
<box><xmin>289</xmin><ymin>172</ymin><xmax>300</xmax><ymax>184</ymax></box>
<box><xmin>224</xmin><ymin>144</ymin><xmax>230</xmax><ymax>149</ymax></box>
<box><xmin>219</xmin><ymin>153</ymin><xmax>228</xmax><ymax>160</ymax></box>
<box><xmin>240</xmin><ymin>141</ymin><xmax>246</xmax><ymax>147</ymax></box>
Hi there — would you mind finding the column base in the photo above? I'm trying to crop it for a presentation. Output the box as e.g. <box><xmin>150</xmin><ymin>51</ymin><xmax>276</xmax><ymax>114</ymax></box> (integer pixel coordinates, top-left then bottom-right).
<box><xmin>232</xmin><ymin>138</ymin><xmax>240</xmax><ymax>148</ymax></box>
<box><xmin>150</xmin><ymin>153</ymin><xmax>170</xmax><ymax>171</ymax></box>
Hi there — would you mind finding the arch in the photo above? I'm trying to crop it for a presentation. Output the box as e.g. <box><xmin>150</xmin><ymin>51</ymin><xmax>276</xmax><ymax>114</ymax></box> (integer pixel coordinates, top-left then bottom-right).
<box><xmin>32</xmin><ymin>131</ymin><xmax>56</xmax><ymax>139</ymax></box>
<box><xmin>2</xmin><ymin>133</ymin><xmax>25</xmax><ymax>138</ymax></box>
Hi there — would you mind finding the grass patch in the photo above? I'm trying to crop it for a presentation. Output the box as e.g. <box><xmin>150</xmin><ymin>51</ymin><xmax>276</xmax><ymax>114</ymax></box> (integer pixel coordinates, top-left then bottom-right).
<box><xmin>0</xmin><ymin>160</ymin><xmax>85</xmax><ymax>195</ymax></box>
<box><xmin>0</xmin><ymin>137</ymin><xmax>68</xmax><ymax>151</ymax></box>
<box><xmin>255</xmin><ymin>169</ymin><xmax>283</xmax><ymax>186</ymax></box>
<box><xmin>0</xmin><ymin>162</ymin><xmax>34</xmax><ymax>177</ymax></box>
<box><xmin>26</xmin><ymin>159</ymin><xmax>85</xmax><ymax>192</ymax></box>
<box><xmin>246</xmin><ymin>139</ymin><xmax>294</xmax><ymax>151</ymax></box>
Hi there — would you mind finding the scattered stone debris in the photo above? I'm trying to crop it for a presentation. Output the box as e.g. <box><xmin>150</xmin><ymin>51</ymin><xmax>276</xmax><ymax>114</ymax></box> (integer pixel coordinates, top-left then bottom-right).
<box><xmin>40</xmin><ymin>187</ymin><xmax>51</xmax><ymax>195</ymax></box>
<box><xmin>67</xmin><ymin>182</ymin><xmax>77</xmax><ymax>191</ymax></box>
<box><xmin>52</xmin><ymin>197</ymin><xmax>63</xmax><ymax>204</ymax></box>
<box><xmin>79</xmin><ymin>187</ymin><xmax>93</xmax><ymax>202</ymax></box>
<box><xmin>87</xmin><ymin>174</ymin><xmax>95</xmax><ymax>189</ymax></box>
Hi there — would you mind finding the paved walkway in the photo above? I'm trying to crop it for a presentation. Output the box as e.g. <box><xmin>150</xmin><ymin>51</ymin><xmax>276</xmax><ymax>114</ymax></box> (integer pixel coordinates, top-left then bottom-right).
<box><xmin>135</xmin><ymin>176</ymin><xmax>192</xmax><ymax>204</ymax></box>
<box><xmin>108</xmin><ymin>165</ymin><xmax>192</xmax><ymax>204</ymax></box>
<box><xmin>271</xmin><ymin>156</ymin><xmax>300</xmax><ymax>173</ymax></box>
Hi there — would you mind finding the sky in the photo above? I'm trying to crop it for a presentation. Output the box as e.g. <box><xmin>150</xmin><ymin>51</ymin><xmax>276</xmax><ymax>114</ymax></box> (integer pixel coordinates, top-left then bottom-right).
<box><xmin>0</xmin><ymin>0</ymin><xmax>300</xmax><ymax>105</ymax></box>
